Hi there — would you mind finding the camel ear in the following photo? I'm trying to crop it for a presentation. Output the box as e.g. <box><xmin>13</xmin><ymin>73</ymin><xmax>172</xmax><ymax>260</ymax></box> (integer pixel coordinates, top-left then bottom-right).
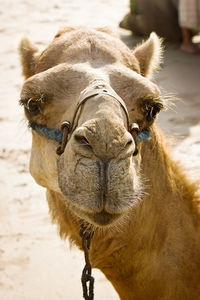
<box><xmin>133</xmin><ymin>33</ymin><xmax>163</xmax><ymax>78</ymax></box>
<box><xmin>19</xmin><ymin>38</ymin><xmax>39</xmax><ymax>78</ymax></box>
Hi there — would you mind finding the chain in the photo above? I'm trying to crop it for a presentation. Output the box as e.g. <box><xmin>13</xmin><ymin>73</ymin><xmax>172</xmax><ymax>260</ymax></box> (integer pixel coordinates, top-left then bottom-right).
<box><xmin>79</xmin><ymin>222</ymin><xmax>95</xmax><ymax>300</ymax></box>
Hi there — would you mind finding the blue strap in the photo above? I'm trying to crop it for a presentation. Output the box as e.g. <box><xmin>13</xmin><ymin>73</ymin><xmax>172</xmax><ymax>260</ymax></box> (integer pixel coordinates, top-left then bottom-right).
<box><xmin>29</xmin><ymin>122</ymin><xmax>151</xmax><ymax>143</ymax></box>
<box><xmin>29</xmin><ymin>122</ymin><xmax>62</xmax><ymax>142</ymax></box>
<box><xmin>137</xmin><ymin>128</ymin><xmax>151</xmax><ymax>142</ymax></box>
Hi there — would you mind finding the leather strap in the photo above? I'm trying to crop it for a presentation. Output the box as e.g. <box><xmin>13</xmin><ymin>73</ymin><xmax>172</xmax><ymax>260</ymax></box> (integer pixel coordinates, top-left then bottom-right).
<box><xmin>71</xmin><ymin>88</ymin><xmax>130</xmax><ymax>131</ymax></box>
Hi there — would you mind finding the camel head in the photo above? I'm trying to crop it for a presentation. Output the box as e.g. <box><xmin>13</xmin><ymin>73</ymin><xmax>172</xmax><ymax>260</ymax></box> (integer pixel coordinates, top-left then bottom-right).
<box><xmin>19</xmin><ymin>27</ymin><xmax>164</xmax><ymax>227</ymax></box>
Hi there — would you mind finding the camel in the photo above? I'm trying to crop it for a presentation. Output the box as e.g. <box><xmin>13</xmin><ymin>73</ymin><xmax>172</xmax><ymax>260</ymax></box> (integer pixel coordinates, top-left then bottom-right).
<box><xmin>19</xmin><ymin>27</ymin><xmax>200</xmax><ymax>299</ymax></box>
<box><xmin>120</xmin><ymin>0</ymin><xmax>181</xmax><ymax>42</ymax></box>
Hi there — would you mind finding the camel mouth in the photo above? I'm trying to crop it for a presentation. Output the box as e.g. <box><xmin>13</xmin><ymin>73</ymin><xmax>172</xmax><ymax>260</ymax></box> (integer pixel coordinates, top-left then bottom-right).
<box><xmin>86</xmin><ymin>210</ymin><xmax>121</xmax><ymax>226</ymax></box>
<box><xmin>70</xmin><ymin>203</ymin><xmax>121</xmax><ymax>226</ymax></box>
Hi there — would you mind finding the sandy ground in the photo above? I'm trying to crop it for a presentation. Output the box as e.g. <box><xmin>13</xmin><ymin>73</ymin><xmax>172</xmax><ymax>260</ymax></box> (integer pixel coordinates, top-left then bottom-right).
<box><xmin>0</xmin><ymin>1</ymin><xmax>199</xmax><ymax>299</ymax></box>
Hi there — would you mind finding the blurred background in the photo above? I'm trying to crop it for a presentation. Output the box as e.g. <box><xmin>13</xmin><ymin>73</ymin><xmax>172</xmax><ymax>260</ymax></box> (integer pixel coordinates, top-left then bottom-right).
<box><xmin>0</xmin><ymin>1</ymin><xmax>199</xmax><ymax>299</ymax></box>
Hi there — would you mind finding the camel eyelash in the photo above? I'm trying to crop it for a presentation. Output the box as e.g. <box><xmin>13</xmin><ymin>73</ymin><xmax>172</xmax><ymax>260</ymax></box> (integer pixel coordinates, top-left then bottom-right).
<box><xmin>141</xmin><ymin>99</ymin><xmax>164</xmax><ymax>122</ymax></box>
<box><xmin>145</xmin><ymin>103</ymin><xmax>163</xmax><ymax>121</ymax></box>
<box><xmin>19</xmin><ymin>94</ymin><xmax>48</xmax><ymax>115</ymax></box>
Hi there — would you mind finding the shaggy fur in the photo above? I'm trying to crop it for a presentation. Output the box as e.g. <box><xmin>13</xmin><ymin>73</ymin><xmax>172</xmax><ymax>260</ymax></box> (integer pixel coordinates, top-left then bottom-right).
<box><xmin>19</xmin><ymin>27</ymin><xmax>200</xmax><ymax>299</ymax></box>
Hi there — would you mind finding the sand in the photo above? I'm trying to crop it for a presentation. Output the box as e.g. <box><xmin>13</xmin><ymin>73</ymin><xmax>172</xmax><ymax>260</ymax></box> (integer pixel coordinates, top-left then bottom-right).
<box><xmin>0</xmin><ymin>1</ymin><xmax>199</xmax><ymax>299</ymax></box>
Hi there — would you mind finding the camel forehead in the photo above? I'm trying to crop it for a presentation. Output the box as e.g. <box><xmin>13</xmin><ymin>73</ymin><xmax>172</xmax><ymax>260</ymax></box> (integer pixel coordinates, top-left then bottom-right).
<box><xmin>21</xmin><ymin>63</ymin><xmax>107</xmax><ymax>99</ymax></box>
<box><xmin>22</xmin><ymin>26</ymin><xmax>160</xmax><ymax>103</ymax></box>
<box><xmin>35</xmin><ymin>28</ymin><xmax>140</xmax><ymax>73</ymax></box>
<box><xmin>107</xmin><ymin>65</ymin><xmax>161</xmax><ymax>98</ymax></box>
<box><xmin>21</xmin><ymin>63</ymin><xmax>159</xmax><ymax>103</ymax></box>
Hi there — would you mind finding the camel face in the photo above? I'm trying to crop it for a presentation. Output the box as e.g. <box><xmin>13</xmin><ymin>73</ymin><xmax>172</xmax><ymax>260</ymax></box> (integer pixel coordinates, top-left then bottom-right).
<box><xmin>57</xmin><ymin>81</ymin><xmax>140</xmax><ymax>226</ymax></box>
<box><xmin>19</xmin><ymin>27</ymin><xmax>164</xmax><ymax>227</ymax></box>
<box><xmin>56</xmin><ymin>70</ymin><xmax>161</xmax><ymax>226</ymax></box>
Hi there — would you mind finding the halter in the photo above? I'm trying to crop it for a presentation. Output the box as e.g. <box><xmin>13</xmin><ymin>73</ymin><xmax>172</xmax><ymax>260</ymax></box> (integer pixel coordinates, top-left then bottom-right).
<box><xmin>29</xmin><ymin>85</ymin><xmax>151</xmax><ymax>155</ymax></box>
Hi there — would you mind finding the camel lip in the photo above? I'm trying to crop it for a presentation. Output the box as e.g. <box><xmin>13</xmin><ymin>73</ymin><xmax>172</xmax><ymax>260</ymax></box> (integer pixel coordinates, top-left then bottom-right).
<box><xmin>84</xmin><ymin>210</ymin><xmax>121</xmax><ymax>226</ymax></box>
<box><xmin>68</xmin><ymin>201</ymin><xmax>122</xmax><ymax>226</ymax></box>
<box><xmin>62</xmin><ymin>193</ymin><xmax>123</xmax><ymax>226</ymax></box>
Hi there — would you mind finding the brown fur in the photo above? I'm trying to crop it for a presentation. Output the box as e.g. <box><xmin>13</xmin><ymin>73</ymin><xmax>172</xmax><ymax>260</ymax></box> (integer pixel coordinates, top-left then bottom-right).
<box><xmin>19</xmin><ymin>27</ymin><xmax>200</xmax><ymax>299</ymax></box>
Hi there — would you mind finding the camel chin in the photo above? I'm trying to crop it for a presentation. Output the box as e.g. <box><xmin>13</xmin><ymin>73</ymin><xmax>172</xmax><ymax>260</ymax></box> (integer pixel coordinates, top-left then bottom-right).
<box><xmin>68</xmin><ymin>203</ymin><xmax>122</xmax><ymax>227</ymax></box>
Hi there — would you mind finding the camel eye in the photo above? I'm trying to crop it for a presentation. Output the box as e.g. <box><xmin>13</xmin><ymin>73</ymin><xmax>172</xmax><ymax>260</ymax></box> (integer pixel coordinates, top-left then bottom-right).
<box><xmin>26</xmin><ymin>98</ymin><xmax>40</xmax><ymax>115</ymax></box>
<box><xmin>145</xmin><ymin>102</ymin><xmax>163</xmax><ymax>123</ymax></box>
<box><xmin>19</xmin><ymin>94</ymin><xmax>47</xmax><ymax>116</ymax></box>
<box><xmin>146</xmin><ymin>106</ymin><xmax>156</xmax><ymax>121</ymax></box>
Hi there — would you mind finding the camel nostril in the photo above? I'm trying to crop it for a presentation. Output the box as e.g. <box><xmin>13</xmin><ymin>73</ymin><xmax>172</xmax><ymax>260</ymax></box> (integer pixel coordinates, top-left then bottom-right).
<box><xmin>121</xmin><ymin>138</ymin><xmax>138</xmax><ymax>158</ymax></box>
<box><xmin>126</xmin><ymin>140</ymin><xmax>132</xmax><ymax>146</ymax></box>
<box><xmin>124</xmin><ymin>139</ymin><xmax>133</xmax><ymax>150</ymax></box>
<box><xmin>133</xmin><ymin>148</ymin><xmax>138</xmax><ymax>156</ymax></box>
<box><xmin>74</xmin><ymin>134</ymin><xmax>90</xmax><ymax>145</ymax></box>
<box><xmin>122</xmin><ymin>135</ymin><xmax>139</xmax><ymax>157</ymax></box>
<box><xmin>74</xmin><ymin>134</ymin><xmax>93</xmax><ymax>152</ymax></box>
